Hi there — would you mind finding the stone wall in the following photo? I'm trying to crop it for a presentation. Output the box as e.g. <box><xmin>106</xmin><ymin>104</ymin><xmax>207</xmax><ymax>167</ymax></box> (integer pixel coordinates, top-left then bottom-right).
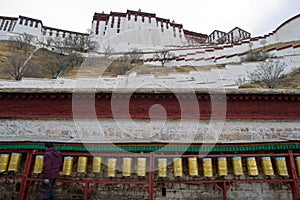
<box><xmin>0</xmin><ymin>119</ymin><xmax>299</xmax><ymax>143</ymax></box>
<box><xmin>0</xmin><ymin>169</ymin><xmax>293</xmax><ymax>200</ymax></box>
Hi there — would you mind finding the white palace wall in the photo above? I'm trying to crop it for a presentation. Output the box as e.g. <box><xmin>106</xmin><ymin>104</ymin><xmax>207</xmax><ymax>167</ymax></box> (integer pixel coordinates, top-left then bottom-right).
<box><xmin>13</xmin><ymin>19</ymin><xmax>42</xmax><ymax>37</ymax></box>
<box><xmin>92</xmin><ymin>13</ymin><xmax>186</xmax><ymax>52</ymax></box>
<box><xmin>0</xmin><ymin>13</ymin><xmax>298</xmax><ymax>56</ymax></box>
<box><xmin>275</xmin><ymin>15</ymin><xmax>300</xmax><ymax>43</ymax></box>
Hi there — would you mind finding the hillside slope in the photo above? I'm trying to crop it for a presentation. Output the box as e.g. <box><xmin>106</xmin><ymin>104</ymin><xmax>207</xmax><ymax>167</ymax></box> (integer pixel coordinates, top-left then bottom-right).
<box><xmin>0</xmin><ymin>40</ymin><xmax>299</xmax><ymax>89</ymax></box>
<box><xmin>0</xmin><ymin>41</ymin><xmax>72</xmax><ymax>79</ymax></box>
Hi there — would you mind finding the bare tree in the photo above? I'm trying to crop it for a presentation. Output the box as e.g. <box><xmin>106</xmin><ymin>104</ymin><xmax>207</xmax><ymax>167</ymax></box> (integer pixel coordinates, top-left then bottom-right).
<box><xmin>104</xmin><ymin>45</ymin><xmax>114</xmax><ymax>58</ymax></box>
<box><xmin>8</xmin><ymin>54</ymin><xmax>28</xmax><ymax>80</ymax></box>
<box><xmin>22</xmin><ymin>33</ymin><xmax>34</xmax><ymax>44</ymax></box>
<box><xmin>11</xmin><ymin>36</ymin><xmax>28</xmax><ymax>54</ymax></box>
<box><xmin>45</xmin><ymin>37</ymin><xmax>53</xmax><ymax>47</ymax></box>
<box><xmin>14</xmin><ymin>33</ymin><xmax>34</xmax><ymax>55</ymax></box>
<box><xmin>236</xmin><ymin>77</ymin><xmax>246</xmax><ymax>88</ymax></box>
<box><xmin>82</xmin><ymin>36</ymin><xmax>98</xmax><ymax>52</ymax></box>
<box><xmin>53</xmin><ymin>38</ymin><xmax>65</xmax><ymax>55</ymax></box>
<box><xmin>67</xmin><ymin>35</ymin><xmax>97</xmax><ymax>52</ymax></box>
<box><xmin>153</xmin><ymin>49</ymin><xmax>175</xmax><ymax>66</ymax></box>
<box><xmin>248</xmin><ymin>60</ymin><xmax>285</xmax><ymax>88</ymax></box>
<box><xmin>7</xmin><ymin>46</ymin><xmax>40</xmax><ymax>80</ymax></box>
<box><xmin>37</xmin><ymin>37</ymin><xmax>53</xmax><ymax>49</ymax></box>
<box><xmin>68</xmin><ymin>52</ymin><xmax>84</xmax><ymax>67</ymax></box>
<box><xmin>241</xmin><ymin>51</ymin><xmax>270</xmax><ymax>62</ymax></box>
<box><xmin>124</xmin><ymin>48</ymin><xmax>143</xmax><ymax>64</ymax></box>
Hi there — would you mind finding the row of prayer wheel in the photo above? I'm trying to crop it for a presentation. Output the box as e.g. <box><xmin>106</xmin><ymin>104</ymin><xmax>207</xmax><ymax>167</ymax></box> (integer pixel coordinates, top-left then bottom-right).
<box><xmin>32</xmin><ymin>155</ymin><xmax>292</xmax><ymax>177</ymax></box>
<box><xmin>33</xmin><ymin>156</ymin><xmax>147</xmax><ymax>177</ymax></box>
<box><xmin>158</xmin><ymin>157</ymin><xmax>290</xmax><ymax>177</ymax></box>
<box><xmin>0</xmin><ymin>153</ymin><xmax>298</xmax><ymax>177</ymax></box>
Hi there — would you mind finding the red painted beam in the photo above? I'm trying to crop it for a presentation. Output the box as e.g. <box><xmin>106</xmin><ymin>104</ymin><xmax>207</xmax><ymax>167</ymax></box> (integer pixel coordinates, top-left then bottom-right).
<box><xmin>0</xmin><ymin>92</ymin><xmax>299</xmax><ymax>120</ymax></box>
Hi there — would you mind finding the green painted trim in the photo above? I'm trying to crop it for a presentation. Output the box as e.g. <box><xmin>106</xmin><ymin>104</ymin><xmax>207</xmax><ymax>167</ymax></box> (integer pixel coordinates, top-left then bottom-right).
<box><xmin>1</xmin><ymin>143</ymin><xmax>300</xmax><ymax>152</ymax></box>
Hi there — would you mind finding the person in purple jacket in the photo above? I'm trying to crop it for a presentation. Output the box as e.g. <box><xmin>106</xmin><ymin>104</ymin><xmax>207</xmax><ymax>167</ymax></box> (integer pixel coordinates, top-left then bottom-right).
<box><xmin>42</xmin><ymin>142</ymin><xmax>63</xmax><ymax>200</ymax></box>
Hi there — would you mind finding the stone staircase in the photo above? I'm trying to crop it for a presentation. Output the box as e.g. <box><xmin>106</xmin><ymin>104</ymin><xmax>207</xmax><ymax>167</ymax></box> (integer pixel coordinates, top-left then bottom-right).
<box><xmin>61</xmin><ymin>57</ymin><xmax>114</xmax><ymax>78</ymax></box>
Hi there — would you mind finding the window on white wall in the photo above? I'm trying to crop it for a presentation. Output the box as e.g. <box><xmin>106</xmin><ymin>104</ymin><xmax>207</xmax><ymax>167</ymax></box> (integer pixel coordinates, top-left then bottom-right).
<box><xmin>0</xmin><ymin>20</ymin><xmax>3</xmax><ymax>30</ymax></box>
<box><xmin>111</xmin><ymin>17</ymin><xmax>114</xmax><ymax>28</ymax></box>
<box><xmin>117</xmin><ymin>17</ymin><xmax>121</xmax><ymax>29</ymax></box>
<box><xmin>3</xmin><ymin>21</ymin><xmax>8</xmax><ymax>31</ymax></box>
<box><xmin>12</xmin><ymin>21</ymin><xmax>16</xmax><ymax>30</ymax></box>
<box><xmin>173</xmin><ymin>27</ymin><xmax>176</xmax><ymax>37</ymax></box>
<box><xmin>8</xmin><ymin>21</ymin><xmax>13</xmax><ymax>31</ymax></box>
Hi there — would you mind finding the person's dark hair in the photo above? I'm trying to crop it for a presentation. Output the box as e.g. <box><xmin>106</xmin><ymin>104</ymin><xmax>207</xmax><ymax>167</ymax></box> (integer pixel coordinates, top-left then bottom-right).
<box><xmin>45</xmin><ymin>142</ymin><xmax>54</xmax><ymax>148</ymax></box>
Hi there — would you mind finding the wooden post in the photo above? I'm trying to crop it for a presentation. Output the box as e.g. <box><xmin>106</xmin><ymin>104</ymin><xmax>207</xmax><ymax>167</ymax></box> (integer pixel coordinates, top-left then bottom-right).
<box><xmin>18</xmin><ymin>150</ymin><xmax>34</xmax><ymax>200</ymax></box>
<box><xmin>288</xmin><ymin>150</ymin><xmax>300</xmax><ymax>200</ymax></box>
<box><xmin>148</xmin><ymin>153</ymin><xmax>155</xmax><ymax>200</ymax></box>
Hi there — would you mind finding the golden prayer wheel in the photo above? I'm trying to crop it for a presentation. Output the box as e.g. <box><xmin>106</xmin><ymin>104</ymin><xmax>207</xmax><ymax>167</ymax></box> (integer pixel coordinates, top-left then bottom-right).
<box><xmin>136</xmin><ymin>158</ymin><xmax>147</xmax><ymax>177</ymax></box>
<box><xmin>261</xmin><ymin>157</ymin><xmax>274</xmax><ymax>176</ymax></box>
<box><xmin>158</xmin><ymin>158</ymin><xmax>167</xmax><ymax>177</ymax></box>
<box><xmin>295</xmin><ymin>156</ymin><xmax>300</xmax><ymax>177</ymax></box>
<box><xmin>173</xmin><ymin>158</ymin><xmax>183</xmax><ymax>177</ymax></box>
<box><xmin>188</xmin><ymin>157</ymin><xmax>199</xmax><ymax>176</ymax></box>
<box><xmin>33</xmin><ymin>155</ymin><xmax>44</xmax><ymax>174</ymax></box>
<box><xmin>275</xmin><ymin>157</ymin><xmax>289</xmax><ymax>176</ymax></box>
<box><xmin>0</xmin><ymin>154</ymin><xmax>10</xmax><ymax>173</ymax></box>
<box><xmin>92</xmin><ymin>157</ymin><xmax>102</xmax><ymax>173</ymax></box>
<box><xmin>246</xmin><ymin>157</ymin><xmax>258</xmax><ymax>176</ymax></box>
<box><xmin>107</xmin><ymin>158</ymin><xmax>117</xmax><ymax>177</ymax></box>
<box><xmin>77</xmin><ymin>156</ymin><xmax>88</xmax><ymax>173</ymax></box>
<box><xmin>218</xmin><ymin>157</ymin><xmax>228</xmax><ymax>176</ymax></box>
<box><xmin>8</xmin><ymin>153</ymin><xmax>22</xmax><ymax>172</ymax></box>
<box><xmin>122</xmin><ymin>157</ymin><xmax>132</xmax><ymax>177</ymax></box>
<box><xmin>62</xmin><ymin>156</ymin><xmax>74</xmax><ymax>176</ymax></box>
<box><xmin>202</xmin><ymin>158</ymin><xmax>213</xmax><ymax>177</ymax></box>
<box><xmin>232</xmin><ymin>156</ymin><xmax>244</xmax><ymax>176</ymax></box>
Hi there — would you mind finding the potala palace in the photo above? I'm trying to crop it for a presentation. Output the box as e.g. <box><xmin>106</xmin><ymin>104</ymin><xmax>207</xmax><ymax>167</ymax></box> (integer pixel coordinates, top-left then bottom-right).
<box><xmin>0</xmin><ymin>10</ymin><xmax>300</xmax><ymax>200</ymax></box>
<box><xmin>0</xmin><ymin>10</ymin><xmax>299</xmax><ymax>88</ymax></box>
<box><xmin>0</xmin><ymin>9</ymin><xmax>250</xmax><ymax>50</ymax></box>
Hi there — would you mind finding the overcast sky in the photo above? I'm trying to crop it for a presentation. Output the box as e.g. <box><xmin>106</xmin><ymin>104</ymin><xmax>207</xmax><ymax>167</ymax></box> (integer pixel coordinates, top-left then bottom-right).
<box><xmin>0</xmin><ymin>0</ymin><xmax>299</xmax><ymax>36</ymax></box>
